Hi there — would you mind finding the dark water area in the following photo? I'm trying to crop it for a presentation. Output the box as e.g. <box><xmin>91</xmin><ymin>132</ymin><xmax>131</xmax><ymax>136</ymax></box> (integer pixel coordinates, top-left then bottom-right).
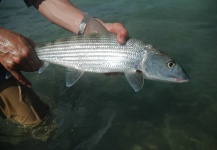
<box><xmin>0</xmin><ymin>0</ymin><xmax>217</xmax><ymax>150</ymax></box>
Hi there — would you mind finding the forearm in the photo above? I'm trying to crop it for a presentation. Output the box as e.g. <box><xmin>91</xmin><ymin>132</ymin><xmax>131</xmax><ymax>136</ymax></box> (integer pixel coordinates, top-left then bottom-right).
<box><xmin>34</xmin><ymin>0</ymin><xmax>83</xmax><ymax>34</ymax></box>
<box><xmin>33</xmin><ymin>0</ymin><xmax>128</xmax><ymax>44</ymax></box>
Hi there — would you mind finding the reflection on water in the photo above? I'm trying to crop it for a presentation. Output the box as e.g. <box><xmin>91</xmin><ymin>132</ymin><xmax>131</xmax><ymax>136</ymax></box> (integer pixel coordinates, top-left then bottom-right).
<box><xmin>1</xmin><ymin>0</ymin><xmax>217</xmax><ymax>149</ymax></box>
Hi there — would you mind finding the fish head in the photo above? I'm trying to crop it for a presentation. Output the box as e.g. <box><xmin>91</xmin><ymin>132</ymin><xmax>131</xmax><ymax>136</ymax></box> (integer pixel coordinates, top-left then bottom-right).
<box><xmin>141</xmin><ymin>51</ymin><xmax>189</xmax><ymax>83</ymax></box>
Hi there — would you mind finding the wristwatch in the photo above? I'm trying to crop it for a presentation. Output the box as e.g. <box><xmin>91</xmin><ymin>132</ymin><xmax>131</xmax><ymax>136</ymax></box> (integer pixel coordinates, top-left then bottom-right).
<box><xmin>77</xmin><ymin>17</ymin><xmax>87</xmax><ymax>35</ymax></box>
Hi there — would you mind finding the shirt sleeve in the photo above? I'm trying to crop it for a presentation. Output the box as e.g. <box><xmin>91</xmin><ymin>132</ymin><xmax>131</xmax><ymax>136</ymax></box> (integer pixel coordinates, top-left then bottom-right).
<box><xmin>24</xmin><ymin>0</ymin><xmax>36</xmax><ymax>7</ymax></box>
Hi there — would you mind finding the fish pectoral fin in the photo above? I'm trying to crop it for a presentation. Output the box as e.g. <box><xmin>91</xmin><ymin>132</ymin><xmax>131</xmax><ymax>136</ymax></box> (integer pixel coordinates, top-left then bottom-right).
<box><xmin>66</xmin><ymin>68</ymin><xmax>84</xmax><ymax>87</ymax></box>
<box><xmin>38</xmin><ymin>62</ymin><xmax>49</xmax><ymax>73</ymax></box>
<box><xmin>125</xmin><ymin>70</ymin><xmax>144</xmax><ymax>92</ymax></box>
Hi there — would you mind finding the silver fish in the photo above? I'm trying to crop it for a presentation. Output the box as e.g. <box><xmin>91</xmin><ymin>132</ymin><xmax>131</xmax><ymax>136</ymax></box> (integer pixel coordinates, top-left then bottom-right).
<box><xmin>35</xmin><ymin>13</ymin><xmax>189</xmax><ymax>92</ymax></box>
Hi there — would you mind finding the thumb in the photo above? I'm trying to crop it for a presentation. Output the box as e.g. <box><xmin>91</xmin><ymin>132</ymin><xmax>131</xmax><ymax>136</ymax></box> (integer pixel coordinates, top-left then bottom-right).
<box><xmin>9</xmin><ymin>70</ymin><xmax>32</xmax><ymax>87</ymax></box>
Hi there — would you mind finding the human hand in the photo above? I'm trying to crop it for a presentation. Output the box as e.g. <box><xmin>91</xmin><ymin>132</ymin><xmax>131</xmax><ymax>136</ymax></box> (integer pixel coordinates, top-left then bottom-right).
<box><xmin>96</xmin><ymin>19</ymin><xmax>128</xmax><ymax>45</ymax></box>
<box><xmin>0</xmin><ymin>28</ymin><xmax>42</xmax><ymax>87</ymax></box>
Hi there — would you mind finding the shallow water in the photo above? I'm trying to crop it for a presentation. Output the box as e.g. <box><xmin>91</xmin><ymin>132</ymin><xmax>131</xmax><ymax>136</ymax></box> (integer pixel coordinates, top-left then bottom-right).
<box><xmin>0</xmin><ymin>0</ymin><xmax>217</xmax><ymax>149</ymax></box>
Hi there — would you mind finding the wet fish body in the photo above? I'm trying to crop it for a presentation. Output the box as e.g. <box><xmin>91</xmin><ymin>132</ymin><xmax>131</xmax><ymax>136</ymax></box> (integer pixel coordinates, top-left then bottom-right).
<box><xmin>35</xmin><ymin>13</ymin><xmax>189</xmax><ymax>92</ymax></box>
<box><xmin>36</xmin><ymin>34</ymin><xmax>148</xmax><ymax>74</ymax></box>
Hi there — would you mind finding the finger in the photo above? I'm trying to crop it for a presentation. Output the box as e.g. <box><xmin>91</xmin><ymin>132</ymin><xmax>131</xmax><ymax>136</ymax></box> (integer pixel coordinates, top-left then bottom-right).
<box><xmin>117</xmin><ymin>32</ymin><xmax>128</xmax><ymax>45</ymax></box>
<box><xmin>9</xmin><ymin>70</ymin><xmax>32</xmax><ymax>87</ymax></box>
<box><xmin>19</xmin><ymin>56</ymin><xmax>41</xmax><ymax>72</ymax></box>
<box><xmin>117</xmin><ymin>30</ymin><xmax>128</xmax><ymax>45</ymax></box>
<box><xmin>97</xmin><ymin>19</ymin><xmax>129</xmax><ymax>45</ymax></box>
<box><xmin>28</xmin><ymin>46</ymin><xmax>43</xmax><ymax>71</ymax></box>
<box><xmin>12</xmin><ymin>55</ymin><xmax>34</xmax><ymax>71</ymax></box>
<box><xmin>105</xmin><ymin>73</ymin><xmax>112</xmax><ymax>76</ymax></box>
<box><xmin>104</xmin><ymin>72</ymin><xmax>123</xmax><ymax>76</ymax></box>
<box><xmin>22</xmin><ymin>38</ymin><xmax>42</xmax><ymax>71</ymax></box>
<box><xmin>28</xmin><ymin>48</ymin><xmax>42</xmax><ymax>70</ymax></box>
<box><xmin>106</xmin><ymin>23</ymin><xmax>128</xmax><ymax>45</ymax></box>
<box><xmin>111</xmin><ymin>72</ymin><xmax>124</xmax><ymax>76</ymax></box>
<box><xmin>1</xmin><ymin>62</ymin><xmax>32</xmax><ymax>87</ymax></box>
<box><xmin>20</xmin><ymin>47</ymin><xmax>42</xmax><ymax>71</ymax></box>
<box><xmin>114</xmin><ymin>23</ymin><xmax>128</xmax><ymax>45</ymax></box>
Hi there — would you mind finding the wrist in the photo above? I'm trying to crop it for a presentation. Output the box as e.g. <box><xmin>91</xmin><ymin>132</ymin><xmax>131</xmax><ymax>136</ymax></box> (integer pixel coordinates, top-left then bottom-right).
<box><xmin>77</xmin><ymin>12</ymin><xmax>88</xmax><ymax>35</ymax></box>
<box><xmin>36</xmin><ymin>0</ymin><xmax>83</xmax><ymax>34</ymax></box>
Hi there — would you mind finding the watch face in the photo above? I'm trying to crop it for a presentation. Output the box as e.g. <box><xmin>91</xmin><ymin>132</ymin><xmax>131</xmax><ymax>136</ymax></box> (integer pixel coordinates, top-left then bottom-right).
<box><xmin>78</xmin><ymin>20</ymin><xmax>87</xmax><ymax>35</ymax></box>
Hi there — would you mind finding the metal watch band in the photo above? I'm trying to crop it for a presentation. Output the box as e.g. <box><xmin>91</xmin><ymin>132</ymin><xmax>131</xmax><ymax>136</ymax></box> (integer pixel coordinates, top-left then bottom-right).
<box><xmin>77</xmin><ymin>17</ymin><xmax>87</xmax><ymax>35</ymax></box>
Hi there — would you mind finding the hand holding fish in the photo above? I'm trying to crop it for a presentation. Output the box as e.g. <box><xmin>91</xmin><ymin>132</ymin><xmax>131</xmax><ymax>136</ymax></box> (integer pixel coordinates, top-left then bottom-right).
<box><xmin>35</xmin><ymin>0</ymin><xmax>128</xmax><ymax>44</ymax></box>
<box><xmin>96</xmin><ymin>19</ymin><xmax>128</xmax><ymax>45</ymax></box>
<box><xmin>0</xmin><ymin>28</ymin><xmax>41</xmax><ymax>87</ymax></box>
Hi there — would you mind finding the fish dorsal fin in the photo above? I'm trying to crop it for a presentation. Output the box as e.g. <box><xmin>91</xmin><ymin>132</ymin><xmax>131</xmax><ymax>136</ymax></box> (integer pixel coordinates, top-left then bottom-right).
<box><xmin>82</xmin><ymin>12</ymin><xmax>110</xmax><ymax>34</ymax></box>
<box><xmin>66</xmin><ymin>68</ymin><xmax>84</xmax><ymax>87</ymax></box>
<box><xmin>38</xmin><ymin>62</ymin><xmax>49</xmax><ymax>73</ymax></box>
<box><xmin>125</xmin><ymin>70</ymin><xmax>144</xmax><ymax>92</ymax></box>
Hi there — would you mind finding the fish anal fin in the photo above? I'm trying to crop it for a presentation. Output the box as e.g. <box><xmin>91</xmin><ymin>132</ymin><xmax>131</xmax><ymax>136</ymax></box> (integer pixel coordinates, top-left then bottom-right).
<box><xmin>125</xmin><ymin>70</ymin><xmax>144</xmax><ymax>92</ymax></box>
<box><xmin>66</xmin><ymin>68</ymin><xmax>84</xmax><ymax>87</ymax></box>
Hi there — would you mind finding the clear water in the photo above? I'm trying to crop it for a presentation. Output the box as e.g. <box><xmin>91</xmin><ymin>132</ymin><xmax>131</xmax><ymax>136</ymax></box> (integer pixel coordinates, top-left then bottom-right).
<box><xmin>0</xmin><ymin>0</ymin><xmax>217</xmax><ymax>149</ymax></box>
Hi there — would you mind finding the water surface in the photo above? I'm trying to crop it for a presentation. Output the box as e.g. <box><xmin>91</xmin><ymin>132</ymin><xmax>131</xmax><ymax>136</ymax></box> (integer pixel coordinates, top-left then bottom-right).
<box><xmin>0</xmin><ymin>0</ymin><xmax>217</xmax><ymax>150</ymax></box>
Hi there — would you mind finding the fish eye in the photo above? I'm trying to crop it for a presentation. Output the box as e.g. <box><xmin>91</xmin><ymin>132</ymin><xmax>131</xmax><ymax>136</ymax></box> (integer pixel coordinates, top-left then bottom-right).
<box><xmin>167</xmin><ymin>61</ymin><xmax>176</xmax><ymax>68</ymax></box>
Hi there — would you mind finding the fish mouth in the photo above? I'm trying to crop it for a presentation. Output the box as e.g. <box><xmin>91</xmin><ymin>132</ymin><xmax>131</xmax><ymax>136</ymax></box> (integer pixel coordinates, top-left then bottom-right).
<box><xmin>175</xmin><ymin>75</ymin><xmax>190</xmax><ymax>83</ymax></box>
<box><xmin>176</xmin><ymin>78</ymin><xmax>190</xmax><ymax>83</ymax></box>
<box><xmin>175</xmin><ymin>68</ymin><xmax>190</xmax><ymax>83</ymax></box>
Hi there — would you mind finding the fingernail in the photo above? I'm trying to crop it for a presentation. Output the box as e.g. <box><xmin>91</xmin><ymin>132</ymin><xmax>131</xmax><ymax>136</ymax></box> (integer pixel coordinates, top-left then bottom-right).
<box><xmin>117</xmin><ymin>38</ymin><xmax>124</xmax><ymax>45</ymax></box>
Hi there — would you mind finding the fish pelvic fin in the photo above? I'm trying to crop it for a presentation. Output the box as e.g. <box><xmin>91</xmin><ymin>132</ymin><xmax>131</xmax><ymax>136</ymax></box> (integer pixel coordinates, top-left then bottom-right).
<box><xmin>66</xmin><ymin>68</ymin><xmax>84</xmax><ymax>87</ymax></box>
<box><xmin>125</xmin><ymin>70</ymin><xmax>144</xmax><ymax>92</ymax></box>
<box><xmin>38</xmin><ymin>62</ymin><xmax>49</xmax><ymax>73</ymax></box>
<box><xmin>82</xmin><ymin>12</ymin><xmax>110</xmax><ymax>35</ymax></box>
